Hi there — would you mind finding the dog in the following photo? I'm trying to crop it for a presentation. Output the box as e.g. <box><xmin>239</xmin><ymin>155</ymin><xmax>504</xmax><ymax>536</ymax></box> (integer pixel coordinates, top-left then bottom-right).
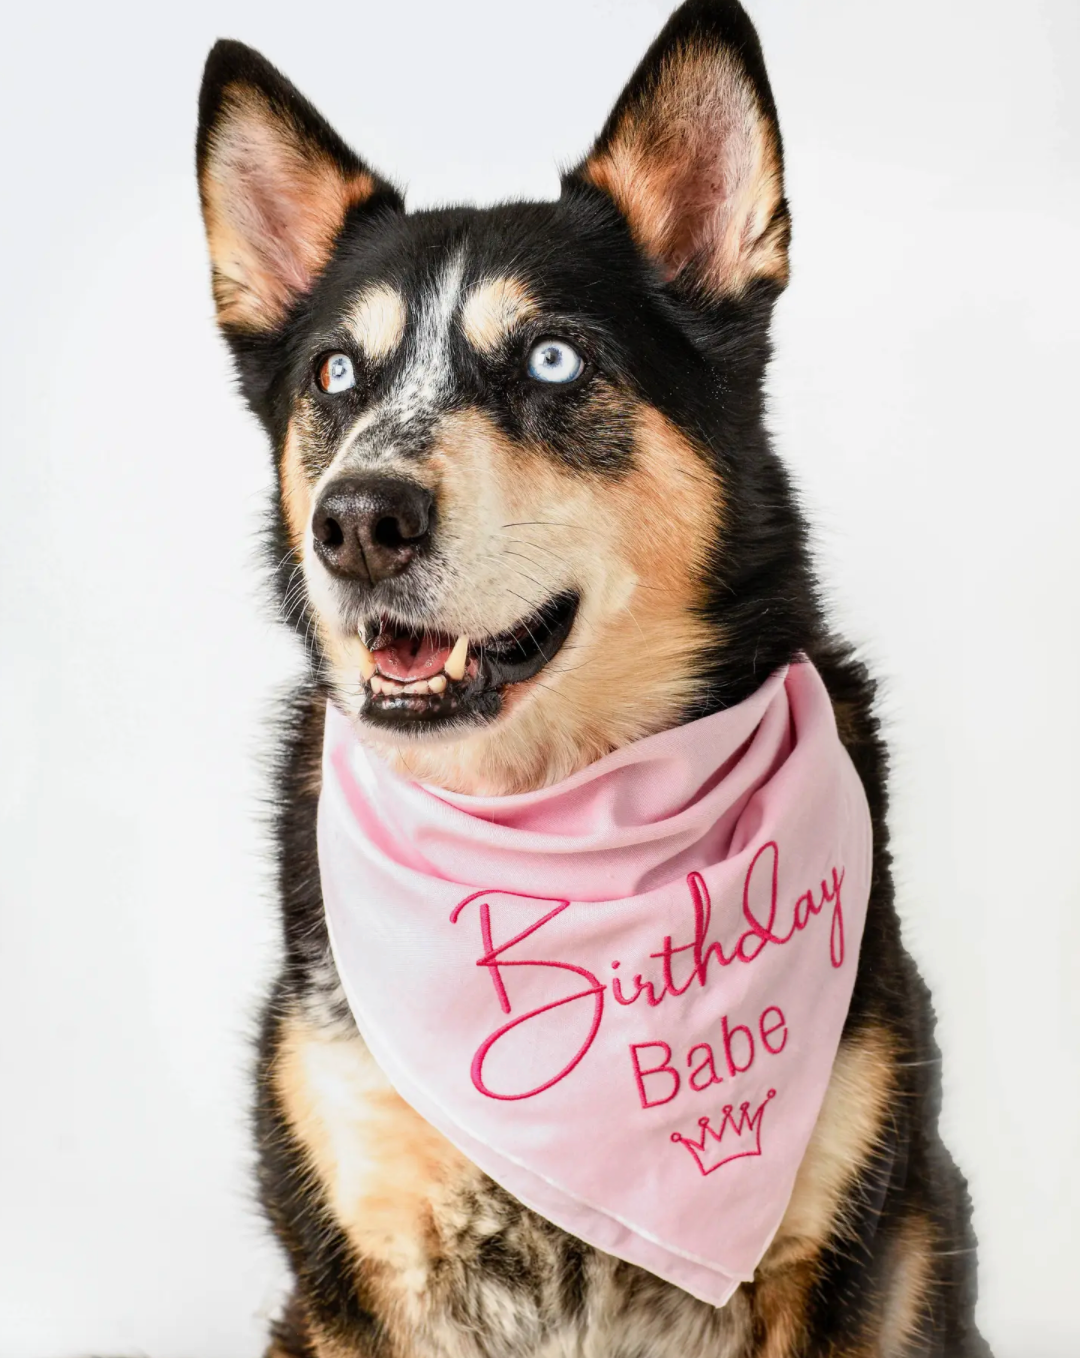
<box><xmin>196</xmin><ymin>2</ymin><xmax>990</xmax><ymax>1353</ymax></box>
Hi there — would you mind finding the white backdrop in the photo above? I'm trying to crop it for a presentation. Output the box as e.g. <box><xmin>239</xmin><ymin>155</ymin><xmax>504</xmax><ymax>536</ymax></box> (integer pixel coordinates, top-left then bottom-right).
<box><xmin>1</xmin><ymin>1</ymin><xmax>1077</xmax><ymax>1354</ymax></box>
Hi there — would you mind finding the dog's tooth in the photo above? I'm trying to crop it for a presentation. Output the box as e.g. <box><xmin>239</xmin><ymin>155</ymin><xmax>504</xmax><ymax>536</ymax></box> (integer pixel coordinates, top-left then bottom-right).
<box><xmin>428</xmin><ymin>674</ymin><xmax>448</xmax><ymax>694</ymax></box>
<box><xmin>357</xmin><ymin>639</ymin><xmax>377</xmax><ymax>681</ymax></box>
<box><xmin>445</xmin><ymin>635</ymin><xmax>469</xmax><ymax>681</ymax></box>
<box><xmin>405</xmin><ymin>680</ymin><xmax>431</xmax><ymax>696</ymax></box>
<box><xmin>370</xmin><ymin>675</ymin><xmax>384</xmax><ymax>695</ymax></box>
<box><xmin>381</xmin><ymin>679</ymin><xmax>404</xmax><ymax>694</ymax></box>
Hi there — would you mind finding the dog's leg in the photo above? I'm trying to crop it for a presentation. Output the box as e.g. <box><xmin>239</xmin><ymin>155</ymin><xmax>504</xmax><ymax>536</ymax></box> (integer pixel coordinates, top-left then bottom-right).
<box><xmin>746</xmin><ymin>1260</ymin><xmax>818</xmax><ymax>1358</ymax></box>
<box><xmin>266</xmin><ymin>1293</ymin><xmax>319</xmax><ymax>1358</ymax></box>
<box><xmin>267</xmin><ymin>1291</ymin><xmax>391</xmax><ymax>1358</ymax></box>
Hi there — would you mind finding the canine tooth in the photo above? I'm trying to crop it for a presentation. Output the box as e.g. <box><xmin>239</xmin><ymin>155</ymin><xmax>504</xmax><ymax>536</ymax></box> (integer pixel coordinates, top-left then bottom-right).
<box><xmin>357</xmin><ymin>639</ymin><xmax>376</xmax><ymax>681</ymax></box>
<box><xmin>445</xmin><ymin>635</ymin><xmax>469</xmax><ymax>681</ymax></box>
<box><xmin>370</xmin><ymin>675</ymin><xmax>384</xmax><ymax>695</ymax></box>
<box><xmin>428</xmin><ymin>674</ymin><xmax>448</xmax><ymax>694</ymax></box>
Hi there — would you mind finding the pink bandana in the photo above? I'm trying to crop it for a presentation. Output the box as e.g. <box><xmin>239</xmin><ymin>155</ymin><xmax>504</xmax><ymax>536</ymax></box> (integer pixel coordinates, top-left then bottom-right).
<box><xmin>318</xmin><ymin>662</ymin><xmax>872</xmax><ymax>1306</ymax></box>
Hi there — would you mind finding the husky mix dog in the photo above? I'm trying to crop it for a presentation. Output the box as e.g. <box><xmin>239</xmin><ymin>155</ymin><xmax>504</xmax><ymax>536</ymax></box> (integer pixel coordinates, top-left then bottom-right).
<box><xmin>195</xmin><ymin>3</ymin><xmax>989</xmax><ymax>1354</ymax></box>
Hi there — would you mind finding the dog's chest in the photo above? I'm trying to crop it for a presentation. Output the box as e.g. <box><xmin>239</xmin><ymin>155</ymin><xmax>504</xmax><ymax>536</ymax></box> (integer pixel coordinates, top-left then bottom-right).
<box><xmin>272</xmin><ymin>1011</ymin><xmax>766</xmax><ymax>1358</ymax></box>
<box><xmin>270</xmin><ymin>996</ymin><xmax>899</xmax><ymax>1358</ymax></box>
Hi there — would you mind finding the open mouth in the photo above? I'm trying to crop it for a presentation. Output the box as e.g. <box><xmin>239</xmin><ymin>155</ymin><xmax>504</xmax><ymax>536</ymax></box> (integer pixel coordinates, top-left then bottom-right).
<box><xmin>355</xmin><ymin>591</ymin><xmax>580</xmax><ymax>731</ymax></box>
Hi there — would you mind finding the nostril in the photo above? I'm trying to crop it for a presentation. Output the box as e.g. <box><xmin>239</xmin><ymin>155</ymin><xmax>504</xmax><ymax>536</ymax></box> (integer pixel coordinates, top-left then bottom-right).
<box><xmin>373</xmin><ymin>515</ymin><xmax>407</xmax><ymax>551</ymax></box>
<box><xmin>315</xmin><ymin>515</ymin><xmax>345</xmax><ymax>549</ymax></box>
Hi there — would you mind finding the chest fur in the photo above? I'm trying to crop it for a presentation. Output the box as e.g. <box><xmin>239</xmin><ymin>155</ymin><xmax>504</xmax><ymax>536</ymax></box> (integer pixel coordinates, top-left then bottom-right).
<box><xmin>270</xmin><ymin>1008</ymin><xmax>915</xmax><ymax>1358</ymax></box>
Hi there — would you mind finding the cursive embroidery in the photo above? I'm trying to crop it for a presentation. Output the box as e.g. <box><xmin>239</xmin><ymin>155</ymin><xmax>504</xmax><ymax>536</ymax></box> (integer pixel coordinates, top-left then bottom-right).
<box><xmin>450</xmin><ymin>841</ymin><xmax>845</xmax><ymax>1101</ymax></box>
<box><xmin>610</xmin><ymin>841</ymin><xmax>845</xmax><ymax>1009</ymax></box>
<box><xmin>449</xmin><ymin>890</ymin><xmax>605</xmax><ymax>1100</ymax></box>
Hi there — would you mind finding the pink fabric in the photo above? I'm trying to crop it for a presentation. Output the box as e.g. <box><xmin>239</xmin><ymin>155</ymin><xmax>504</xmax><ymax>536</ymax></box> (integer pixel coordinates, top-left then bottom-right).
<box><xmin>318</xmin><ymin>662</ymin><xmax>872</xmax><ymax>1306</ymax></box>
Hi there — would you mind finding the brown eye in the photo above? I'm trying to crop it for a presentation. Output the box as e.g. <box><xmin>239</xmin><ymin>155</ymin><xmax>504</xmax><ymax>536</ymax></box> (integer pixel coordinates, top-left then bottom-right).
<box><xmin>316</xmin><ymin>352</ymin><xmax>356</xmax><ymax>394</ymax></box>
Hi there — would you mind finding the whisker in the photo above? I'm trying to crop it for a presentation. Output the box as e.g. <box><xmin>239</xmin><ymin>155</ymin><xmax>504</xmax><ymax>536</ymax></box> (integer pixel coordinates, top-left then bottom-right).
<box><xmin>502</xmin><ymin>589</ymin><xmax>549</xmax><ymax>656</ymax></box>
<box><xmin>499</xmin><ymin>520</ymin><xmax>577</xmax><ymax>531</ymax></box>
<box><xmin>542</xmin><ymin>657</ymin><xmax>598</xmax><ymax>678</ymax></box>
<box><xmin>500</xmin><ymin>547</ymin><xmax>564</xmax><ymax>577</ymax></box>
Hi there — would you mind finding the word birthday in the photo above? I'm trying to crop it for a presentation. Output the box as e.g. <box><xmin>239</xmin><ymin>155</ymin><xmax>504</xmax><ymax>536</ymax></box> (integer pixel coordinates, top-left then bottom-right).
<box><xmin>449</xmin><ymin>840</ymin><xmax>846</xmax><ymax>1102</ymax></box>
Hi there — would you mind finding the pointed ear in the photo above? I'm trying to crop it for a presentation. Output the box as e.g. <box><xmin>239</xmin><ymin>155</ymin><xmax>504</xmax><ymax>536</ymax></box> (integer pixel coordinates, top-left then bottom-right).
<box><xmin>196</xmin><ymin>40</ymin><xmax>402</xmax><ymax>333</ymax></box>
<box><xmin>567</xmin><ymin>0</ymin><xmax>789</xmax><ymax>300</ymax></box>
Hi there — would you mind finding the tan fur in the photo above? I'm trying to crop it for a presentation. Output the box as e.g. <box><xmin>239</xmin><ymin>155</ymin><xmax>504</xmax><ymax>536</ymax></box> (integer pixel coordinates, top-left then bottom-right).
<box><xmin>733</xmin><ymin>1027</ymin><xmax>896</xmax><ymax>1356</ymax></box>
<box><xmin>273</xmin><ymin>1292</ymin><xmax>379</xmax><ymax>1358</ymax></box>
<box><xmin>201</xmin><ymin>86</ymin><xmax>376</xmax><ymax>330</ymax></box>
<box><xmin>749</xmin><ymin>1258</ymin><xmax>817</xmax><ymax>1358</ymax></box>
<box><xmin>880</xmin><ymin>1215</ymin><xmax>934</xmax><ymax>1355</ymax></box>
<box><xmin>280</xmin><ymin>418</ymin><xmax>316</xmax><ymax>553</ymax></box>
<box><xmin>764</xmin><ymin>1025</ymin><xmax>894</xmax><ymax>1269</ymax></box>
<box><xmin>264</xmin><ymin>1340</ymin><xmax>306</xmax><ymax>1358</ymax></box>
<box><xmin>309</xmin><ymin>1339</ymin><xmax>366</xmax><ymax>1358</ymax></box>
<box><xmin>460</xmin><ymin>277</ymin><xmax>537</xmax><ymax>354</ymax></box>
<box><xmin>296</xmin><ymin>1324</ymin><xmax>379</xmax><ymax>1358</ymax></box>
<box><xmin>274</xmin><ymin>1014</ymin><xmax>479</xmax><ymax>1288</ymax></box>
<box><xmin>349</xmin><ymin>284</ymin><xmax>407</xmax><ymax>360</ymax></box>
<box><xmin>582</xmin><ymin>46</ymin><xmax>787</xmax><ymax>296</ymax></box>
<box><xmin>311</xmin><ymin>401</ymin><xmax>721</xmax><ymax>795</ymax></box>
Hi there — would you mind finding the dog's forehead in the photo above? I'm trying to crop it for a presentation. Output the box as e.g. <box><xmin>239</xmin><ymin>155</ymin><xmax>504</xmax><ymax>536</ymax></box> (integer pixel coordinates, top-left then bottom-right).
<box><xmin>314</xmin><ymin>207</ymin><xmax>613</xmax><ymax>440</ymax></box>
<box><xmin>368</xmin><ymin>260</ymin><xmax>537</xmax><ymax>376</ymax></box>
<box><xmin>326</xmin><ymin>204</ymin><xmax>621</xmax><ymax>358</ymax></box>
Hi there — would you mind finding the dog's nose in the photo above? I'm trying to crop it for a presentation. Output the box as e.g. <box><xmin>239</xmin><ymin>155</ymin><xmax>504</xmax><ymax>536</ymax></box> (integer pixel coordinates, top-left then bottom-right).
<box><xmin>311</xmin><ymin>476</ymin><xmax>434</xmax><ymax>585</ymax></box>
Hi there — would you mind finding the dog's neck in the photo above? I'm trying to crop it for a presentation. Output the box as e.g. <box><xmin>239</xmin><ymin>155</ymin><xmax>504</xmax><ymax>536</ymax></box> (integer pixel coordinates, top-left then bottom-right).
<box><xmin>363</xmin><ymin>692</ymin><xmax>692</xmax><ymax>797</ymax></box>
<box><xmin>366</xmin><ymin>720</ymin><xmax>636</xmax><ymax>798</ymax></box>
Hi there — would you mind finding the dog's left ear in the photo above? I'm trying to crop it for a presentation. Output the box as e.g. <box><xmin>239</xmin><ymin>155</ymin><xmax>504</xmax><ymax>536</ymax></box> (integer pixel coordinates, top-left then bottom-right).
<box><xmin>566</xmin><ymin>0</ymin><xmax>789</xmax><ymax>301</ymax></box>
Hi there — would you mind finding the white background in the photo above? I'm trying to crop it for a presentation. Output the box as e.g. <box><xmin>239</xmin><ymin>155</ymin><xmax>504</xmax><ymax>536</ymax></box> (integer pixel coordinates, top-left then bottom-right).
<box><xmin>1</xmin><ymin>1</ymin><xmax>1077</xmax><ymax>1354</ymax></box>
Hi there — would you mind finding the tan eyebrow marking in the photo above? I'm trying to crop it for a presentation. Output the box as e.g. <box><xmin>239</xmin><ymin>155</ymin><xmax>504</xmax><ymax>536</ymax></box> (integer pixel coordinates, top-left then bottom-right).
<box><xmin>460</xmin><ymin>276</ymin><xmax>537</xmax><ymax>355</ymax></box>
<box><xmin>348</xmin><ymin>284</ymin><xmax>407</xmax><ymax>360</ymax></box>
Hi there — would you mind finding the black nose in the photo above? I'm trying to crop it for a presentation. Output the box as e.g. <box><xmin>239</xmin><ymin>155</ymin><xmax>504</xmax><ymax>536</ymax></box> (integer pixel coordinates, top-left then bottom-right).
<box><xmin>311</xmin><ymin>476</ymin><xmax>434</xmax><ymax>585</ymax></box>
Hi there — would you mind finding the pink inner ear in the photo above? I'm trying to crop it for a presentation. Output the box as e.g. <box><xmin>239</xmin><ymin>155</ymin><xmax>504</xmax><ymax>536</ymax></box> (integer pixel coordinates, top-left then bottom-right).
<box><xmin>582</xmin><ymin>49</ymin><xmax>786</xmax><ymax>296</ymax></box>
<box><xmin>205</xmin><ymin>100</ymin><xmax>375</xmax><ymax>326</ymax></box>
<box><xmin>236</xmin><ymin>129</ymin><xmax>326</xmax><ymax>291</ymax></box>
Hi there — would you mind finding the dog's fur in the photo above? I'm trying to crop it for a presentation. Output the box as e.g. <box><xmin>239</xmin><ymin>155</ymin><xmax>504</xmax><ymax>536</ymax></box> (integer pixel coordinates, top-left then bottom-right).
<box><xmin>196</xmin><ymin>4</ymin><xmax>990</xmax><ymax>1354</ymax></box>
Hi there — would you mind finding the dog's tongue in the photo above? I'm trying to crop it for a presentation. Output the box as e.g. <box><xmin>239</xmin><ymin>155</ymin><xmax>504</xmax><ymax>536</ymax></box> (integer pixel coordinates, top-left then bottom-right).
<box><xmin>374</xmin><ymin>631</ymin><xmax>453</xmax><ymax>682</ymax></box>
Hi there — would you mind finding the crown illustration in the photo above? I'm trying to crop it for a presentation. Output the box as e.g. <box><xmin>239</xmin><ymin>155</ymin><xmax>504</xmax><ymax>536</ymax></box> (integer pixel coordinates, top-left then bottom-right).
<box><xmin>670</xmin><ymin>1089</ymin><xmax>777</xmax><ymax>1176</ymax></box>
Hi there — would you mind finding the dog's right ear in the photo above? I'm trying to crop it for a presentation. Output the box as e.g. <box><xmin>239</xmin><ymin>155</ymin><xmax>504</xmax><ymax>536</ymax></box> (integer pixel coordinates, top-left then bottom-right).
<box><xmin>197</xmin><ymin>40</ymin><xmax>401</xmax><ymax>334</ymax></box>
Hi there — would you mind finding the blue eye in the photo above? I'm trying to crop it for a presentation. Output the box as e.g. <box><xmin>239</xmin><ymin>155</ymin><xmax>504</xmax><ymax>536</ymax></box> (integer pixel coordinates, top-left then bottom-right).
<box><xmin>317</xmin><ymin>352</ymin><xmax>356</xmax><ymax>393</ymax></box>
<box><xmin>526</xmin><ymin>339</ymin><xmax>584</xmax><ymax>384</ymax></box>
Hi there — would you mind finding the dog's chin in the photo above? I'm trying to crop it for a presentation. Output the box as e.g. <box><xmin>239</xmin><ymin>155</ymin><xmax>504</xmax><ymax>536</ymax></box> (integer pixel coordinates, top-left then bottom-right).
<box><xmin>341</xmin><ymin>590</ymin><xmax>580</xmax><ymax>744</ymax></box>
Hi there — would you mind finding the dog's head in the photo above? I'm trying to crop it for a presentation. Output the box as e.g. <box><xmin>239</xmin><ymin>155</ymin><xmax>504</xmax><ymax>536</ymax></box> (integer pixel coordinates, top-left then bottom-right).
<box><xmin>197</xmin><ymin>0</ymin><xmax>817</xmax><ymax>793</ymax></box>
